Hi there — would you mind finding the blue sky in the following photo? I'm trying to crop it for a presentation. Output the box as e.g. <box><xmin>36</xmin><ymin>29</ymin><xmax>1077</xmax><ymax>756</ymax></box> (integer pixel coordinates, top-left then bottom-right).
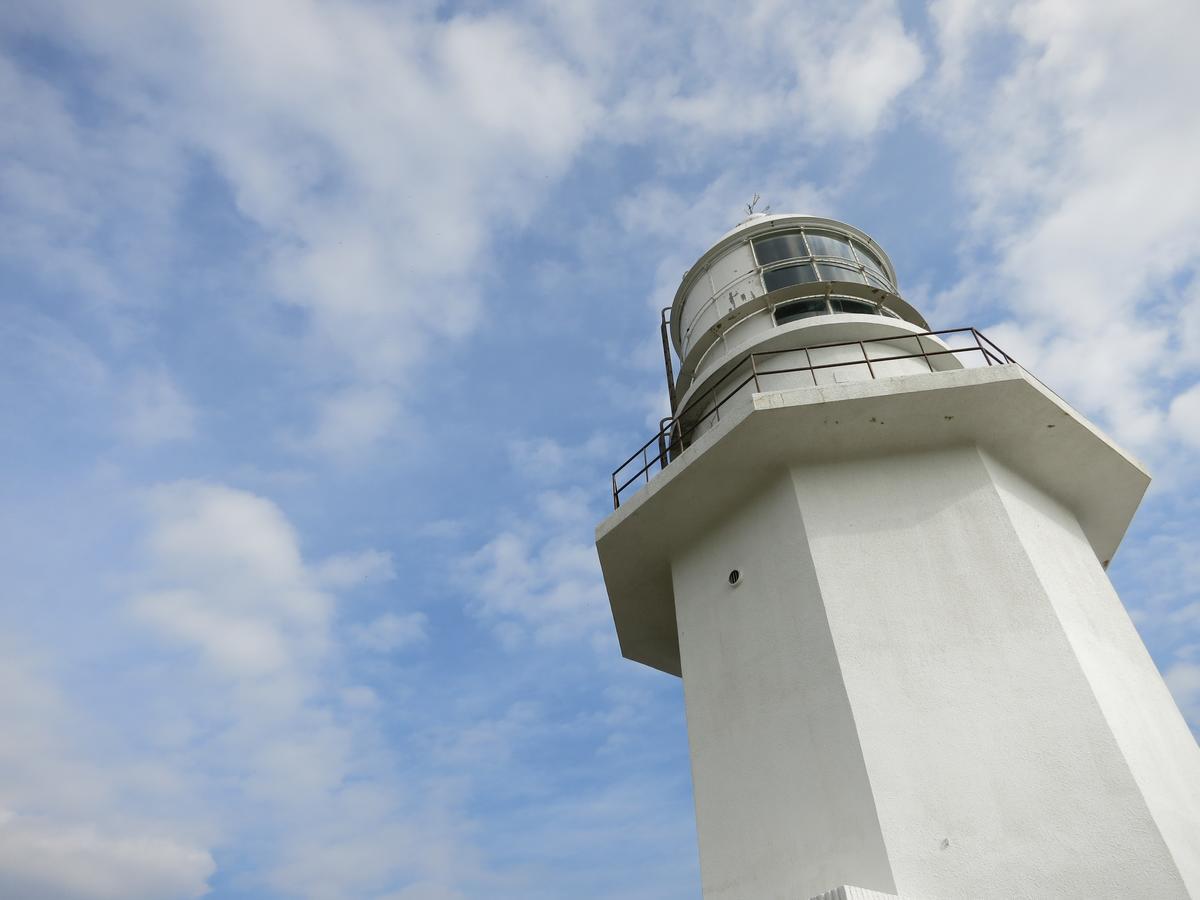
<box><xmin>2</xmin><ymin>1</ymin><xmax>1199</xmax><ymax>897</ymax></box>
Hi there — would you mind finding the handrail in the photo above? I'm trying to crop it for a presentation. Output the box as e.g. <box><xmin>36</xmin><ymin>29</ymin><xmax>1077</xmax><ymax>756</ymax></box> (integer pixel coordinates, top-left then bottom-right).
<box><xmin>611</xmin><ymin>327</ymin><xmax>1016</xmax><ymax>508</ymax></box>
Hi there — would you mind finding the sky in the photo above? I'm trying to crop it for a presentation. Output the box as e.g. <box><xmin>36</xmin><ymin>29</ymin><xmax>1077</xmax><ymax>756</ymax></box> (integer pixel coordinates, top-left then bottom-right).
<box><xmin>1</xmin><ymin>0</ymin><xmax>1199</xmax><ymax>897</ymax></box>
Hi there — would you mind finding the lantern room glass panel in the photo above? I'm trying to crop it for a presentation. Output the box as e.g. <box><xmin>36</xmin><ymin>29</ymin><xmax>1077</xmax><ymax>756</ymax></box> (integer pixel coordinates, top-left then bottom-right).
<box><xmin>805</xmin><ymin>231</ymin><xmax>855</xmax><ymax>260</ymax></box>
<box><xmin>763</xmin><ymin>263</ymin><xmax>820</xmax><ymax>292</ymax></box>
<box><xmin>753</xmin><ymin>232</ymin><xmax>808</xmax><ymax>265</ymax></box>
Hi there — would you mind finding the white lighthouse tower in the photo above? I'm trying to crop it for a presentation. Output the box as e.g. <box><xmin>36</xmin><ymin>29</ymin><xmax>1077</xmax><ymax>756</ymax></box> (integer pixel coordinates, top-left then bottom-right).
<box><xmin>596</xmin><ymin>213</ymin><xmax>1200</xmax><ymax>899</ymax></box>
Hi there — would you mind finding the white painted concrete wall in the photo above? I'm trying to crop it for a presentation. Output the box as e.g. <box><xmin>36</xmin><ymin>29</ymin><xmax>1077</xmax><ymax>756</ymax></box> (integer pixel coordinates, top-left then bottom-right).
<box><xmin>984</xmin><ymin>453</ymin><xmax>1200</xmax><ymax>896</ymax></box>
<box><xmin>679</xmin><ymin>242</ymin><xmax>764</xmax><ymax>359</ymax></box>
<box><xmin>671</xmin><ymin>445</ymin><xmax>1200</xmax><ymax>899</ymax></box>
<box><xmin>672</xmin><ymin>473</ymin><xmax>898</xmax><ymax>899</ymax></box>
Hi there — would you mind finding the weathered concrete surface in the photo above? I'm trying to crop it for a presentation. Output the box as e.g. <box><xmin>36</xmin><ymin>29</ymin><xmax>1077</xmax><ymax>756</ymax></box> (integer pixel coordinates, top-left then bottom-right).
<box><xmin>672</xmin><ymin>471</ymin><xmax>897</xmax><ymax>899</ymax></box>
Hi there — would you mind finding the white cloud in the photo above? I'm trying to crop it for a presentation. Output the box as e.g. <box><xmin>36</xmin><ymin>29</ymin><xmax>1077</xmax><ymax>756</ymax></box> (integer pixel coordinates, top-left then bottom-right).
<box><xmin>535</xmin><ymin>487</ymin><xmax>595</xmax><ymax>526</ymax></box>
<box><xmin>315</xmin><ymin>548</ymin><xmax>396</xmax><ymax>589</ymax></box>
<box><xmin>0</xmin><ymin>810</ymin><xmax>213</xmax><ymax>900</ymax></box>
<box><xmin>0</xmin><ymin>51</ymin><xmax>180</xmax><ymax>320</ymax></box>
<box><xmin>350</xmin><ymin>612</ymin><xmax>428</xmax><ymax>653</ymax></box>
<box><xmin>303</xmin><ymin>386</ymin><xmax>405</xmax><ymax>460</ymax></box>
<box><xmin>463</xmin><ymin>485</ymin><xmax>609</xmax><ymax>647</ymax></box>
<box><xmin>1165</xmin><ymin>661</ymin><xmax>1200</xmax><ymax>729</ymax></box>
<box><xmin>116</xmin><ymin>482</ymin><xmax>477</xmax><ymax>895</ymax></box>
<box><xmin>339</xmin><ymin>685</ymin><xmax>380</xmax><ymax>710</ymax></box>
<box><xmin>926</xmin><ymin>0</ymin><xmax>1200</xmax><ymax>455</ymax></box>
<box><xmin>140</xmin><ymin>482</ymin><xmax>320</xmax><ymax>616</ymax></box>
<box><xmin>0</xmin><ymin>647</ymin><xmax>215</xmax><ymax>900</ymax></box>
<box><xmin>801</xmin><ymin>0</ymin><xmax>927</xmax><ymax>137</ymax></box>
<box><xmin>3</xmin><ymin>0</ymin><xmax>601</xmax><ymax>455</ymax></box>
<box><xmin>417</xmin><ymin>518</ymin><xmax>468</xmax><ymax>541</ymax></box>
<box><xmin>507</xmin><ymin>437</ymin><xmax>569</xmax><ymax>480</ymax></box>
<box><xmin>0</xmin><ymin>313</ymin><xmax>202</xmax><ymax>451</ymax></box>
<box><xmin>553</xmin><ymin>0</ymin><xmax>924</xmax><ymax>144</ymax></box>
<box><xmin>129</xmin><ymin>481</ymin><xmax>343</xmax><ymax>693</ymax></box>
<box><xmin>1168</xmin><ymin>383</ymin><xmax>1200</xmax><ymax>449</ymax></box>
<box><xmin>465</xmin><ymin>528</ymin><xmax>609</xmax><ymax>647</ymax></box>
<box><xmin>507</xmin><ymin>433</ymin><xmax>621</xmax><ymax>484</ymax></box>
<box><xmin>133</xmin><ymin>587</ymin><xmax>298</xmax><ymax>678</ymax></box>
<box><xmin>118</xmin><ymin>368</ymin><xmax>196</xmax><ymax>446</ymax></box>
<box><xmin>3</xmin><ymin>0</ymin><xmax>929</xmax><ymax>457</ymax></box>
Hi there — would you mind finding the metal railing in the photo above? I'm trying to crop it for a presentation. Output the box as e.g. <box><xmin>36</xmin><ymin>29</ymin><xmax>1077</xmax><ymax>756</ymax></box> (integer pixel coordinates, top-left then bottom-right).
<box><xmin>611</xmin><ymin>327</ymin><xmax>1015</xmax><ymax>509</ymax></box>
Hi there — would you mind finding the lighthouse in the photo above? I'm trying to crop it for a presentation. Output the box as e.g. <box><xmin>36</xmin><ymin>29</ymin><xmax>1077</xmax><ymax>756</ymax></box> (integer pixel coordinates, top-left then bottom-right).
<box><xmin>595</xmin><ymin>213</ymin><xmax>1200</xmax><ymax>899</ymax></box>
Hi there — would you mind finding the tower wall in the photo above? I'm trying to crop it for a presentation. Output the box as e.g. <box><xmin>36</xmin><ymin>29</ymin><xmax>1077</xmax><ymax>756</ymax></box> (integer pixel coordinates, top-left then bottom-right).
<box><xmin>672</xmin><ymin>445</ymin><xmax>1197</xmax><ymax>899</ymax></box>
<box><xmin>673</xmin><ymin>473</ymin><xmax>897</xmax><ymax>899</ymax></box>
<box><xmin>985</xmin><ymin>454</ymin><xmax>1200</xmax><ymax>896</ymax></box>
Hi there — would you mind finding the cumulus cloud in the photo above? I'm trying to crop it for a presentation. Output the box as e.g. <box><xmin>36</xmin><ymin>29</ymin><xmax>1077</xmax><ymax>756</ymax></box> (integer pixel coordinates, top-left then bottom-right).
<box><xmin>465</xmin><ymin>527</ymin><xmax>609</xmax><ymax>647</ymax></box>
<box><xmin>0</xmin><ymin>811</ymin><xmax>214</xmax><ymax>900</ymax></box>
<box><xmin>1168</xmin><ymin>383</ymin><xmax>1200</xmax><ymax>449</ymax></box>
<box><xmin>0</xmin><ymin>311</ymin><xmax>199</xmax><ymax>449</ymax></box>
<box><xmin>0</xmin><ymin>648</ymin><xmax>215</xmax><ymax>900</ymax></box>
<box><xmin>118</xmin><ymin>368</ymin><xmax>197</xmax><ymax>446</ymax></box>
<box><xmin>506</xmin><ymin>433</ymin><xmax>621</xmax><ymax>484</ymax></box>
<box><xmin>351</xmin><ymin>612</ymin><xmax>429</xmax><ymax>653</ymax></box>
<box><xmin>795</xmin><ymin>0</ymin><xmax>927</xmax><ymax>137</ymax></box>
<box><xmin>465</xmin><ymin>438</ymin><xmax>612</xmax><ymax>647</ymax></box>
<box><xmin>549</xmin><ymin>0</ymin><xmax>924</xmax><ymax>143</ymax></box>
<box><xmin>0</xmin><ymin>50</ymin><xmax>180</xmax><ymax>318</ymax></box>
<box><xmin>926</xmin><ymin>0</ymin><xmax>1200</xmax><ymax>455</ymax></box>
<box><xmin>303</xmin><ymin>386</ymin><xmax>406</xmax><ymax>461</ymax></box>
<box><xmin>315</xmin><ymin>548</ymin><xmax>396</xmax><ymax>589</ymax></box>
<box><xmin>1165</xmin><ymin>661</ymin><xmax>1200</xmax><ymax>730</ymax></box>
<box><xmin>2</xmin><ymin>0</ymin><xmax>600</xmax><ymax>455</ymax></box>
<box><xmin>111</xmin><ymin>482</ymin><xmax>468</xmax><ymax>896</ymax></box>
<box><xmin>2</xmin><ymin>0</ymin><xmax>928</xmax><ymax>457</ymax></box>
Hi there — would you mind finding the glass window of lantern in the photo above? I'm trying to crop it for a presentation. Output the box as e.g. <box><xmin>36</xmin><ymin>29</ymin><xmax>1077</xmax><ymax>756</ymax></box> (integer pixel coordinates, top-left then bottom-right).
<box><xmin>831</xmin><ymin>297</ymin><xmax>879</xmax><ymax>316</ymax></box>
<box><xmin>763</xmin><ymin>263</ymin><xmax>820</xmax><ymax>292</ymax></box>
<box><xmin>805</xmin><ymin>231</ymin><xmax>855</xmax><ymax>260</ymax></box>
<box><xmin>774</xmin><ymin>297</ymin><xmax>829</xmax><ymax>325</ymax></box>
<box><xmin>753</xmin><ymin>232</ymin><xmax>808</xmax><ymax>265</ymax></box>
<box><xmin>852</xmin><ymin>240</ymin><xmax>886</xmax><ymax>275</ymax></box>
<box><xmin>816</xmin><ymin>263</ymin><xmax>866</xmax><ymax>284</ymax></box>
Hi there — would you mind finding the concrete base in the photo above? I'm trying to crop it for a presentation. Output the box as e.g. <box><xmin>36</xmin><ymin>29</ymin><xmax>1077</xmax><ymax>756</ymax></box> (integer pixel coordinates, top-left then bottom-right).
<box><xmin>811</xmin><ymin>888</ymin><xmax>903</xmax><ymax>900</ymax></box>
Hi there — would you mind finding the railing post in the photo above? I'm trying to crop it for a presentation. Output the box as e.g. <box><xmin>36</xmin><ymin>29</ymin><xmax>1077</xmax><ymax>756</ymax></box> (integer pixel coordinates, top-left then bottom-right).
<box><xmin>642</xmin><ymin>446</ymin><xmax>650</xmax><ymax>484</ymax></box>
<box><xmin>660</xmin><ymin>307</ymin><xmax>678</xmax><ymax>413</ymax></box>
<box><xmin>805</xmin><ymin>347</ymin><xmax>817</xmax><ymax>386</ymax></box>
<box><xmin>612</xmin><ymin>473</ymin><xmax>619</xmax><ymax>510</ymax></box>
<box><xmin>920</xmin><ymin>335</ymin><xmax>934</xmax><ymax>373</ymax></box>
<box><xmin>751</xmin><ymin>353</ymin><xmax>760</xmax><ymax>392</ymax></box>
